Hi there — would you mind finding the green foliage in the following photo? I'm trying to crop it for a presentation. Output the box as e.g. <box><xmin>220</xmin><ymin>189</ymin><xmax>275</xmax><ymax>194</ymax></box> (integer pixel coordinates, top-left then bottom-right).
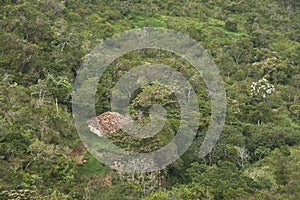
<box><xmin>144</xmin><ymin>183</ymin><xmax>214</xmax><ymax>200</ymax></box>
<box><xmin>0</xmin><ymin>0</ymin><xmax>299</xmax><ymax>199</ymax></box>
<box><xmin>246</xmin><ymin>146</ymin><xmax>300</xmax><ymax>199</ymax></box>
<box><xmin>77</xmin><ymin>152</ymin><xmax>110</xmax><ymax>176</ymax></box>
<box><xmin>0</xmin><ymin>189</ymin><xmax>39</xmax><ymax>200</ymax></box>
<box><xmin>225</xmin><ymin>19</ymin><xmax>238</xmax><ymax>32</ymax></box>
<box><xmin>186</xmin><ymin>161</ymin><xmax>259</xmax><ymax>199</ymax></box>
<box><xmin>246</xmin><ymin>123</ymin><xmax>299</xmax><ymax>154</ymax></box>
<box><xmin>107</xmin><ymin>120</ymin><xmax>174</xmax><ymax>153</ymax></box>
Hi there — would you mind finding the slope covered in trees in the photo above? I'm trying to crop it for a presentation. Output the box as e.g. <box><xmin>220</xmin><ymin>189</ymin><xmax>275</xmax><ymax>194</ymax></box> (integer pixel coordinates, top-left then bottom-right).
<box><xmin>0</xmin><ymin>0</ymin><xmax>299</xmax><ymax>199</ymax></box>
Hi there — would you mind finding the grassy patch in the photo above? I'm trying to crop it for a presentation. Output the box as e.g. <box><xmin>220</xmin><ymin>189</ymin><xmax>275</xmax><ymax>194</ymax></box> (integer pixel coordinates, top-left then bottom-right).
<box><xmin>76</xmin><ymin>152</ymin><xmax>110</xmax><ymax>176</ymax></box>
<box><xmin>130</xmin><ymin>14</ymin><xmax>167</xmax><ymax>28</ymax></box>
<box><xmin>224</xmin><ymin>30</ymin><xmax>247</xmax><ymax>38</ymax></box>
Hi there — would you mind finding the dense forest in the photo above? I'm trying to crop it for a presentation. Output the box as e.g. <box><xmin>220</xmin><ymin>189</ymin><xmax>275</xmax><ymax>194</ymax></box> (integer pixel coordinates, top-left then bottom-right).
<box><xmin>0</xmin><ymin>0</ymin><xmax>300</xmax><ymax>199</ymax></box>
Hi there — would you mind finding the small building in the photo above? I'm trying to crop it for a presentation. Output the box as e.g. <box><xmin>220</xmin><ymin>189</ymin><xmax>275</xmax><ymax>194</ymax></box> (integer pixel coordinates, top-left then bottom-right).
<box><xmin>87</xmin><ymin>111</ymin><xmax>132</xmax><ymax>137</ymax></box>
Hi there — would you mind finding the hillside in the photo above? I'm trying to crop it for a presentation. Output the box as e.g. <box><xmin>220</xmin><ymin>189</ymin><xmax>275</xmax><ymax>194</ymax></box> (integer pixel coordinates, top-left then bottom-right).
<box><xmin>0</xmin><ymin>0</ymin><xmax>299</xmax><ymax>199</ymax></box>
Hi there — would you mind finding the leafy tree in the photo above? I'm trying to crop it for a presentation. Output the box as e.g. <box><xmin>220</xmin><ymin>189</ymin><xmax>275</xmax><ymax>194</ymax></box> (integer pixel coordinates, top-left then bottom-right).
<box><xmin>186</xmin><ymin>161</ymin><xmax>258</xmax><ymax>199</ymax></box>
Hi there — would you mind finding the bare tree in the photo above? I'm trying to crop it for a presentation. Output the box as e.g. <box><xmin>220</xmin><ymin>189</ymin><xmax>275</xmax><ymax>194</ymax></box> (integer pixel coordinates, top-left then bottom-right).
<box><xmin>236</xmin><ymin>146</ymin><xmax>250</xmax><ymax>168</ymax></box>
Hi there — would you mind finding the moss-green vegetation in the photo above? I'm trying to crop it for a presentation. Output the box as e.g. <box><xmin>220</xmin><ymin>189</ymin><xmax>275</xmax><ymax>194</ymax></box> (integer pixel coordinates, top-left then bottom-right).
<box><xmin>0</xmin><ymin>0</ymin><xmax>299</xmax><ymax>199</ymax></box>
<box><xmin>77</xmin><ymin>152</ymin><xmax>110</xmax><ymax>176</ymax></box>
